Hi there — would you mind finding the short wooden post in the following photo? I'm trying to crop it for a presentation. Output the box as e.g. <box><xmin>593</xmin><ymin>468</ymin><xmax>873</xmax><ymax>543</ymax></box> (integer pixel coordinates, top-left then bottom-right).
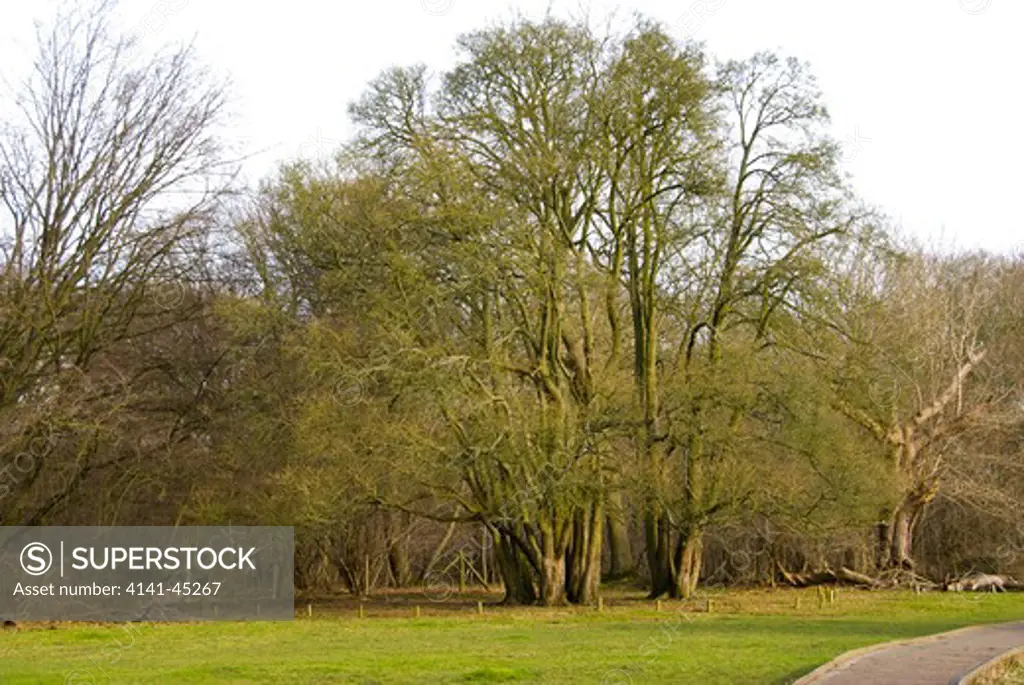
<box><xmin>656</xmin><ymin>599</ymin><xmax>662</xmax><ymax>613</ymax></box>
<box><xmin>477</xmin><ymin>601</ymin><xmax>484</xmax><ymax>615</ymax></box>
<box><xmin>307</xmin><ymin>603</ymin><xmax>313</xmax><ymax>618</ymax></box>
<box><xmin>358</xmin><ymin>603</ymin><xmax>365</xmax><ymax>619</ymax></box>
<box><xmin>414</xmin><ymin>605</ymin><xmax>421</xmax><ymax>618</ymax></box>
<box><xmin>597</xmin><ymin>596</ymin><xmax>604</xmax><ymax>613</ymax></box>
<box><xmin>794</xmin><ymin>596</ymin><xmax>801</xmax><ymax>610</ymax></box>
<box><xmin>706</xmin><ymin>598</ymin><xmax>714</xmax><ymax>613</ymax></box>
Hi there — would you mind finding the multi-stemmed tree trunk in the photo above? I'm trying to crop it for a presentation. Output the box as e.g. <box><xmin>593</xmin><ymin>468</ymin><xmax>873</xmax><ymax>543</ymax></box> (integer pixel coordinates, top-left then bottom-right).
<box><xmin>349</xmin><ymin>17</ymin><xmax>620</xmax><ymax>606</ymax></box>
<box><xmin>491</xmin><ymin>527</ymin><xmax>538</xmax><ymax>605</ymax></box>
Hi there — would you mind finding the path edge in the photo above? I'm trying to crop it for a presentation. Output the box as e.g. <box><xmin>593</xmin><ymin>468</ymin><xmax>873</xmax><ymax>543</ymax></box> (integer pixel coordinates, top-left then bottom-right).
<box><xmin>951</xmin><ymin>644</ymin><xmax>1024</xmax><ymax>685</ymax></box>
<box><xmin>793</xmin><ymin>622</ymin><xmax>1018</xmax><ymax>684</ymax></box>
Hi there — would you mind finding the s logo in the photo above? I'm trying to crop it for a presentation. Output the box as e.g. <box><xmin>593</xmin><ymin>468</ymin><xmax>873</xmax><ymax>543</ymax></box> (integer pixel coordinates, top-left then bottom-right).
<box><xmin>20</xmin><ymin>542</ymin><xmax>52</xmax><ymax>576</ymax></box>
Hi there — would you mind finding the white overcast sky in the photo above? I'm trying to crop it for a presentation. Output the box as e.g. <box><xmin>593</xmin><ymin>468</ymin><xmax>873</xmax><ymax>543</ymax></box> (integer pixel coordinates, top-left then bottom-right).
<box><xmin>2</xmin><ymin>0</ymin><xmax>1021</xmax><ymax>253</ymax></box>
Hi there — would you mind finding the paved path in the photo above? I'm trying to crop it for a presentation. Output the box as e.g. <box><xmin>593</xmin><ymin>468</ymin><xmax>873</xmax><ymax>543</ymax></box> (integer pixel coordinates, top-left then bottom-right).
<box><xmin>796</xmin><ymin>622</ymin><xmax>1024</xmax><ymax>684</ymax></box>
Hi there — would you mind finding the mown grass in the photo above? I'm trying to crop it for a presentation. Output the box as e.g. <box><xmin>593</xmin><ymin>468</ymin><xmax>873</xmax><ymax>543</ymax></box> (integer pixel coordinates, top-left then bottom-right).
<box><xmin>1</xmin><ymin>588</ymin><xmax>1021</xmax><ymax>684</ymax></box>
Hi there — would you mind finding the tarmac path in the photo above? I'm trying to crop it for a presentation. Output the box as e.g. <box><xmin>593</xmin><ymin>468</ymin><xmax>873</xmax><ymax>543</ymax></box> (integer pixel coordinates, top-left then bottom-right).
<box><xmin>795</xmin><ymin>622</ymin><xmax>1024</xmax><ymax>684</ymax></box>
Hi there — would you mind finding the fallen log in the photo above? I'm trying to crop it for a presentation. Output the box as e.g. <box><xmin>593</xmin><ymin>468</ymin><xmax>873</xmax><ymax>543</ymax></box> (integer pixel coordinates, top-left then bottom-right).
<box><xmin>945</xmin><ymin>573</ymin><xmax>1023</xmax><ymax>592</ymax></box>
<box><xmin>776</xmin><ymin>562</ymin><xmax>1024</xmax><ymax>592</ymax></box>
<box><xmin>835</xmin><ymin>566</ymin><xmax>881</xmax><ymax>588</ymax></box>
<box><xmin>776</xmin><ymin>562</ymin><xmax>880</xmax><ymax>588</ymax></box>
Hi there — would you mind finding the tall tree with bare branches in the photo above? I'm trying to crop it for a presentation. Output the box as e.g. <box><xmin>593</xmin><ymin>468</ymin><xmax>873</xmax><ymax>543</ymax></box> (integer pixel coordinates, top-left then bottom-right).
<box><xmin>0</xmin><ymin>1</ymin><xmax>229</xmax><ymax>525</ymax></box>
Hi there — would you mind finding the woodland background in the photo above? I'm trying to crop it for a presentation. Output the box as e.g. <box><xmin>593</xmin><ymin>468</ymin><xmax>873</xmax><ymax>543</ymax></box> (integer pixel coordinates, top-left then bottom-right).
<box><xmin>2</xmin><ymin>3</ymin><xmax>1023</xmax><ymax>606</ymax></box>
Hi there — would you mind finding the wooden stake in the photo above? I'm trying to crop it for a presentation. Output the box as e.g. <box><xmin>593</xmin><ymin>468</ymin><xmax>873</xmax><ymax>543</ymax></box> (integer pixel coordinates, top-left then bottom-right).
<box><xmin>597</xmin><ymin>596</ymin><xmax>604</xmax><ymax>613</ymax></box>
<box><xmin>358</xmin><ymin>603</ymin><xmax>365</xmax><ymax>619</ymax></box>
<box><xmin>307</xmin><ymin>604</ymin><xmax>312</xmax><ymax>618</ymax></box>
<box><xmin>656</xmin><ymin>599</ymin><xmax>662</xmax><ymax>613</ymax></box>
<box><xmin>477</xmin><ymin>601</ymin><xmax>484</xmax><ymax>615</ymax></box>
<box><xmin>415</xmin><ymin>606</ymin><xmax>421</xmax><ymax>618</ymax></box>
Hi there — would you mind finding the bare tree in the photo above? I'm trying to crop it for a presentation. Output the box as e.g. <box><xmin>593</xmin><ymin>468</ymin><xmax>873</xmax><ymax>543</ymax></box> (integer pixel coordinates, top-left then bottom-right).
<box><xmin>833</xmin><ymin>250</ymin><xmax>1003</xmax><ymax>573</ymax></box>
<box><xmin>0</xmin><ymin>1</ymin><xmax>229</xmax><ymax>524</ymax></box>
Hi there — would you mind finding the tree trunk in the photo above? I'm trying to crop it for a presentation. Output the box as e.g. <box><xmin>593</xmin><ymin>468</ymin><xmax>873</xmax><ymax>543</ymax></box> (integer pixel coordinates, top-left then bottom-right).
<box><xmin>665</xmin><ymin>422</ymin><xmax>708</xmax><ymax>599</ymax></box>
<box><xmin>875</xmin><ymin>520</ymin><xmax>892</xmax><ymax>570</ymax></box>
<box><xmin>540</xmin><ymin>553</ymin><xmax>567</xmax><ymax>606</ymax></box>
<box><xmin>888</xmin><ymin>494</ymin><xmax>928</xmax><ymax>570</ymax></box>
<box><xmin>890</xmin><ymin>508</ymin><xmax>914</xmax><ymax>570</ymax></box>
<box><xmin>605</xmin><ymin>491</ymin><xmax>633</xmax><ymax>579</ymax></box>
<box><xmin>566</xmin><ymin>501</ymin><xmax>603</xmax><ymax>604</ymax></box>
<box><xmin>388</xmin><ymin>543</ymin><xmax>412</xmax><ymax>587</ymax></box>
<box><xmin>538</xmin><ymin>525</ymin><xmax>568</xmax><ymax>606</ymax></box>
<box><xmin>385</xmin><ymin>512</ymin><xmax>412</xmax><ymax>587</ymax></box>
<box><xmin>673</xmin><ymin>528</ymin><xmax>704</xmax><ymax>599</ymax></box>
<box><xmin>645</xmin><ymin>509</ymin><xmax>674</xmax><ymax>598</ymax></box>
<box><xmin>493</xmin><ymin>530</ymin><xmax>536</xmax><ymax>605</ymax></box>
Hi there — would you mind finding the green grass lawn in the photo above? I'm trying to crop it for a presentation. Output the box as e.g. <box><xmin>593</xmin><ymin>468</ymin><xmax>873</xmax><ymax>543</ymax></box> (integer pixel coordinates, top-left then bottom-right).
<box><xmin>1</xmin><ymin>588</ymin><xmax>1022</xmax><ymax>684</ymax></box>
